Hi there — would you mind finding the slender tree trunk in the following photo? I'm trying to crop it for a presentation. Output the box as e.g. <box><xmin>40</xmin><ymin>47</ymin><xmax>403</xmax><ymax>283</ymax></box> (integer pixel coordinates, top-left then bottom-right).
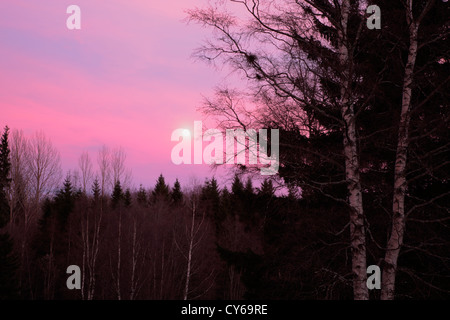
<box><xmin>21</xmin><ymin>206</ymin><xmax>33</xmax><ymax>299</ymax></box>
<box><xmin>81</xmin><ymin>211</ymin><xmax>87</xmax><ymax>300</ymax></box>
<box><xmin>153</xmin><ymin>259</ymin><xmax>157</xmax><ymax>299</ymax></box>
<box><xmin>116</xmin><ymin>210</ymin><xmax>122</xmax><ymax>300</ymax></box>
<box><xmin>184</xmin><ymin>203</ymin><xmax>196</xmax><ymax>300</ymax></box>
<box><xmin>338</xmin><ymin>0</ymin><xmax>368</xmax><ymax>300</ymax></box>
<box><xmin>130</xmin><ymin>218</ymin><xmax>139</xmax><ymax>300</ymax></box>
<box><xmin>88</xmin><ymin>207</ymin><xmax>102</xmax><ymax>300</ymax></box>
<box><xmin>228</xmin><ymin>265</ymin><xmax>242</xmax><ymax>300</ymax></box>
<box><xmin>160</xmin><ymin>241</ymin><xmax>165</xmax><ymax>299</ymax></box>
<box><xmin>382</xmin><ymin>8</ymin><xmax>419</xmax><ymax>300</ymax></box>
<box><xmin>8</xmin><ymin>193</ymin><xmax>14</xmax><ymax>234</ymax></box>
<box><xmin>45</xmin><ymin>233</ymin><xmax>55</xmax><ymax>300</ymax></box>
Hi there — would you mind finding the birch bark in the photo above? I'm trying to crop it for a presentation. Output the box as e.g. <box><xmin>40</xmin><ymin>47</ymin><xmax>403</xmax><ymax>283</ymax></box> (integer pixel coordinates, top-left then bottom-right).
<box><xmin>381</xmin><ymin>0</ymin><xmax>426</xmax><ymax>300</ymax></box>
<box><xmin>338</xmin><ymin>0</ymin><xmax>368</xmax><ymax>300</ymax></box>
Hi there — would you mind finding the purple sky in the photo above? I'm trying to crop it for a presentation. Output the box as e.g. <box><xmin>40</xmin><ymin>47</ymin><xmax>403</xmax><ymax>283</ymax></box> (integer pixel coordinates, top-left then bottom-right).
<box><xmin>0</xmin><ymin>0</ymin><xmax>249</xmax><ymax>189</ymax></box>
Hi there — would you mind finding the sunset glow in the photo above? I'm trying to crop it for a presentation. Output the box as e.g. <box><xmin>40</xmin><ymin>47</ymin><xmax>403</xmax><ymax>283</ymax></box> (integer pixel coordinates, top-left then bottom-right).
<box><xmin>0</xmin><ymin>0</ymin><xmax>229</xmax><ymax>187</ymax></box>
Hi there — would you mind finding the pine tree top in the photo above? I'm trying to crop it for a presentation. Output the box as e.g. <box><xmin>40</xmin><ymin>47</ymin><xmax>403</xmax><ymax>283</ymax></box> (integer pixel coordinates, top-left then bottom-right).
<box><xmin>137</xmin><ymin>184</ymin><xmax>148</xmax><ymax>206</ymax></box>
<box><xmin>124</xmin><ymin>188</ymin><xmax>132</xmax><ymax>207</ymax></box>
<box><xmin>171</xmin><ymin>178</ymin><xmax>183</xmax><ymax>204</ymax></box>
<box><xmin>0</xmin><ymin>126</ymin><xmax>11</xmax><ymax>189</ymax></box>
<box><xmin>259</xmin><ymin>179</ymin><xmax>274</xmax><ymax>197</ymax></box>
<box><xmin>92</xmin><ymin>178</ymin><xmax>101</xmax><ymax>200</ymax></box>
<box><xmin>152</xmin><ymin>174</ymin><xmax>170</xmax><ymax>199</ymax></box>
<box><xmin>111</xmin><ymin>180</ymin><xmax>124</xmax><ymax>209</ymax></box>
<box><xmin>244</xmin><ymin>177</ymin><xmax>253</xmax><ymax>194</ymax></box>
<box><xmin>231</xmin><ymin>175</ymin><xmax>244</xmax><ymax>195</ymax></box>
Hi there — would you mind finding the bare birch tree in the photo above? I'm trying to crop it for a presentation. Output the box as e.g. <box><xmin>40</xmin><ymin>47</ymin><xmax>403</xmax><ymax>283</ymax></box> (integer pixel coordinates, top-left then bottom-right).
<box><xmin>173</xmin><ymin>185</ymin><xmax>214</xmax><ymax>300</ymax></box>
<box><xmin>381</xmin><ymin>0</ymin><xmax>437</xmax><ymax>300</ymax></box>
<box><xmin>7</xmin><ymin>129</ymin><xmax>32</xmax><ymax>296</ymax></box>
<box><xmin>128</xmin><ymin>210</ymin><xmax>148</xmax><ymax>300</ymax></box>
<box><xmin>110</xmin><ymin>147</ymin><xmax>133</xmax><ymax>191</ymax></box>
<box><xmin>336</xmin><ymin>0</ymin><xmax>368</xmax><ymax>299</ymax></box>
<box><xmin>97</xmin><ymin>145</ymin><xmax>111</xmax><ymax>200</ymax></box>
<box><xmin>7</xmin><ymin>129</ymin><xmax>30</xmax><ymax>232</ymax></box>
<box><xmin>9</xmin><ymin>130</ymin><xmax>61</xmax><ymax>296</ymax></box>
<box><xmin>188</xmin><ymin>0</ymin><xmax>370</xmax><ymax>299</ymax></box>
<box><xmin>79</xmin><ymin>194</ymin><xmax>103</xmax><ymax>300</ymax></box>
<box><xmin>79</xmin><ymin>151</ymin><xmax>93</xmax><ymax>194</ymax></box>
<box><xmin>27</xmin><ymin>131</ymin><xmax>62</xmax><ymax>206</ymax></box>
<box><xmin>182</xmin><ymin>199</ymin><xmax>206</xmax><ymax>300</ymax></box>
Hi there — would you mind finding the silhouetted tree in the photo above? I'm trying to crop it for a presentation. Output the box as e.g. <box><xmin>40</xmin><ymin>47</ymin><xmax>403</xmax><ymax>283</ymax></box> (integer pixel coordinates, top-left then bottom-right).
<box><xmin>111</xmin><ymin>180</ymin><xmax>124</xmax><ymax>209</ymax></box>
<box><xmin>258</xmin><ymin>179</ymin><xmax>274</xmax><ymax>197</ymax></box>
<box><xmin>54</xmin><ymin>176</ymin><xmax>75</xmax><ymax>229</ymax></box>
<box><xmin>136</xmin><ymin>184</ymin><xmax>147</xmax><ymax>207</ymax></box>
<box><xmin>171</xmin><ymin>179</ymin><xmax>183</xmax><ymax>205</ymax></box>
<box><xmin>201</xmin><ymin>178</ymin><xmax>220</xmax><ymax>219</ymax></box>
<box><xmin>0</xmin><ymin>126</ymin><xmax>19</xmax><ymax>299</ymax></box>
<box><xmin>124</xmin><ymin>189</ymin><xmax>132</xmax><ymax>208</ymax></box>
<box><xmin>92</xmin><ymin>178</ymin><xmax>101</xmax><ymax>204</ymax></box>
<box><xmin>0</xmin><ymin>126</ymin><xmax>12</xmax><ymax>228</ymax></box>
<box><xmin>231</xmin><ymin>175</ymin><xmax>244</xmax><ymax>198</ymax></box>
<box><xmin>152</xmin><ymin>174</ymin><xmax>170</xmax><ymax>203</ymax></box>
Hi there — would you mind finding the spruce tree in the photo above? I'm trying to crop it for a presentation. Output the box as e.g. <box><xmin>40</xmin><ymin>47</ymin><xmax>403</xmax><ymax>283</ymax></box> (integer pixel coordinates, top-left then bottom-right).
<box><xmin>124</xmin><ymin>188</ymin><xmax>132</xmax><ymax>208</ymax></box>
<box><xmin>217</xmin><ymin>186</ymin><xmax>231</xmax><ymax>228</ymax></box>
<box><xmin>259</xmin><ymin>179</ymin><xmax>274</xmax><ymax>197</ymax></box>
<box><xmin>201</xmin><ymin>178</ymin><xmax>220</xmax><ymax>219</ymax></box>
<box><xmin>34</xmin><ymin>197</ymin><xmax>54</xmax><ymax>257</ymax></box>
<box><xmin>230</xmin><ymin>175</ymin><xmax>245</xmax><ymax>219</ymax></box>
<box><xmin>111</xmin><ymin>180</ymin><xmax>124</xmax><ymax>209</ymax></box>
<box><xmin>0</xmin><ymin>189</ymin><xmax>9</xmax><ymax>229</ymax></box>
<box><xmin>171</xmin><ymin>179</ymin><xmax>183</xmax><ymax>205</ymax></box>
<box><xmin>137</xmin><ymin>184</ymin><xmax>148</xmax><ymax>207</ymax></box>
<box><xmin>55</xmin><ymin>176</ymin><xmax>75</xmax><ymax>228</ymax></box>
<box><xmin>0</xmin><ymin>126</ymin><xmax>11</xmax><ymax>227</ymax></box>
<box><xmin>92</xmin><ymin>178</ymin><xmax>101</xmax><ymax>204</ymax></box>
<box><xmin>0</xmin><ymin>126</ymin><xmax>19</xmax><ymax>299</ymax></box>
<box><xmin>244</xmin><ymin>177</ymin><xmax>253</xmax><ymax>195</ymax></box>
<box><xmin>231</xmin><ymin>175</ymin><xmax>244</xmax><ymax>197</ymax></box>
<box><xmin>201</xmin><ymin>178</ymin><xmax>220</xmax><ymax>206</ymax></box>
<box><xmin>242</xmin><ymin>177</ymin><xmax>256</xmax><ymax>222</ymax></box>
<box><xmin>152</xmin><ymin>174</ymin><xmax>170</xmax><ymax>203</ymax></box>
<box><xmin>0</xmin><ymin>126</ymin><xmax>11</xmax><ymax>188</ymax></box>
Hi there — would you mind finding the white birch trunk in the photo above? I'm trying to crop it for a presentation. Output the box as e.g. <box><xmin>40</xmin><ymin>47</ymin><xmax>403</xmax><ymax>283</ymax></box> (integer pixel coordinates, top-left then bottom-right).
<box><xmin>81</xmin><ymin>211</ymin><xmax>87</xmax><ymax>300</ymax></box>
<box><xmin>184</xmin><ymin>202</ymin><xmax>196</xmax><ymax>300</ymax></box>
<box><xmin>338</xmin><ymin>0</ymin><xmax>368</xmax><ymax>300</ymax></box>
<box><xmin>381</xmin><ymin>0</ymin><xmax>420</xmax><ymax>300</ymax></box>
<box><xmin>88</xmin><ymin>208</ymin><xmax>102</xmax><ymax>300</ymax></box>
<box><xmin>116</xmin><ymin>210</ymin><xmax>122</xmax><ymax>300</ymax></box>
<box><xmin>130</xmin><ymin>218</ymin><xmax>139</xmax><ymax>300</ymax></box>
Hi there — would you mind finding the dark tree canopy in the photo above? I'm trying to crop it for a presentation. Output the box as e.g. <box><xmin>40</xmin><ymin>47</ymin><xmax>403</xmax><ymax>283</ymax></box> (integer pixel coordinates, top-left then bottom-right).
<box><xmin>152</xmin><ymin>174</ymin><xmax>170</xmax><ymax>202</ymax></box>
<box><xmin>111</xmin><ymin>180</ymin><xmax>124</xmax><ymax>209</ymax></box>
<box><xmin>171</xmin><ymin>179</ymin><xmax>183</xmax><ymax>205</ymax></box>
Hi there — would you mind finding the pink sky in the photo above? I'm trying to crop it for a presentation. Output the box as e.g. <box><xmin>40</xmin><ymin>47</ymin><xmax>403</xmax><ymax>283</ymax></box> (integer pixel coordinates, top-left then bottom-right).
<box><xmin>0</xmin><ymin>0</ymin><xmax>246</xmax><ymax>189</ymax></box>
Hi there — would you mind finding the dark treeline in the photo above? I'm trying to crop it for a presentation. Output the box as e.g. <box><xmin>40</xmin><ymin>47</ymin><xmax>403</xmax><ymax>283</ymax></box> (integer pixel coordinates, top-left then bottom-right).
<box><xmin>0</xmin><ymin>125</ymin><xmax>448</xmax><ymax>300</ymax></box>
